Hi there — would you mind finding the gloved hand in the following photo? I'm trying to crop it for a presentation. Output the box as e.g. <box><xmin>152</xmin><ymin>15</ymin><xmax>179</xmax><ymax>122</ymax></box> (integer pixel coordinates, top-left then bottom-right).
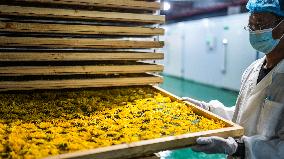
<box><xmin>191</xmin><ymin>136</ymin><xmax>238</xmax><ymax>155</ymax></box>
<box><xmin>181</xmin><ymin>97</ymin><xmax>209</xmax><ymax>110</ymax></box>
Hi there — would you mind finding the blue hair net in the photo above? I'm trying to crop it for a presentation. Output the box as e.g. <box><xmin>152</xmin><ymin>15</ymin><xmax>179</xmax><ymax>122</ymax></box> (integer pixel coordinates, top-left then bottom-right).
<box><xmin>246</xmin><ymin>0</ymin><xmax>284</xmax><ymax>17</ymax></box>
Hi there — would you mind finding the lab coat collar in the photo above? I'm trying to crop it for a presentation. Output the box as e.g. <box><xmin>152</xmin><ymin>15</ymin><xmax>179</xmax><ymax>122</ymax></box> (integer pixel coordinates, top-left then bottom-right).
<box><xmin>252</xmin><ymin>57</ymin><xmax>284</xmax><ymax>95</ymax></box>
<box><xmin>251</xmin><ymin>57</ymin><xmax>271</xmax><ymax>95</ymax></box>
<box><xmin>273</xmin><ymin>58</ymin><xmax>284</xmax><ymax>74</ymax></box>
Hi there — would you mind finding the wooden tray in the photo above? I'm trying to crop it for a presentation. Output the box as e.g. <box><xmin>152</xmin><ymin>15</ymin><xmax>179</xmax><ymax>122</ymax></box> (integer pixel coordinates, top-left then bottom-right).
<box><xmin>7</xmin><ymin>0</ymin><xmax>161</xmax><ymax>11</ymax></box>
<box><xmin>0</xmin><ymin>52</ymin><xmax>164</xmax><ymax>62</ymax></box>
<box><xmin>0</xmin><ymin>73</ymin><xmax>163</xmax><ymax>91</ymax></box>
<box><xmin>45</xmin><ymin>86</ymin><xmax>243</xmax><ymax>159</ymax></box>
<box><xmin>0</xmin><ymin>5</ymin><xmax>165</xmax><ymax>24</ymax></box>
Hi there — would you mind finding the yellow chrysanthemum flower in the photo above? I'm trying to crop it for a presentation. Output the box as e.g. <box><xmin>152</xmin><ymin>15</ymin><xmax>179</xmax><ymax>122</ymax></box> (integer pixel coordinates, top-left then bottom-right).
<box><xmin>0</xmin><ymin>87</ymin><xmax>225</xmax><ymax>159</ymax></box>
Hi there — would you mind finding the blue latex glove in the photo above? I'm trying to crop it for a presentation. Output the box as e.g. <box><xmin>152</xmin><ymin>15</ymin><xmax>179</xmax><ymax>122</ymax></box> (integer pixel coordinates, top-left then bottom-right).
<box><xmin>191</xmin><ymin>136</ymin><xmax>238</xmax><ymax>155</ymax></box>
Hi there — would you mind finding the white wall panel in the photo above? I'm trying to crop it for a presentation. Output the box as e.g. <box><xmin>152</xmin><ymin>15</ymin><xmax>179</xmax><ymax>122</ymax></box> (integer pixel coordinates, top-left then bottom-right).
<box><xmin>163</xmin><ymin>13</ymin><xmax>258</xmax><ymax>91</ymax></box>
<box><xmin>163</xmin><ymin>23</ymin><xmax>184</xmax><ymax>78</ymax></box>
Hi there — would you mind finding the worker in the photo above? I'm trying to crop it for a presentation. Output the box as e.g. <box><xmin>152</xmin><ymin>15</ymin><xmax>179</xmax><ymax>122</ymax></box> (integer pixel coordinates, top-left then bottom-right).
<box><xmin>182</xmin><ymin>0</ymin><xmax>284</xmax><ymax>158</ymax></box>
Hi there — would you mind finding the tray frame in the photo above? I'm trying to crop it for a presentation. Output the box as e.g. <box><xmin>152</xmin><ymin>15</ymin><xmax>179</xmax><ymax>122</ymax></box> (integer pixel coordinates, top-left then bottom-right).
<box><xmin>45</xmin><ymin>86</ymin><xmax>243</xmax><ymax>159</ymax></box>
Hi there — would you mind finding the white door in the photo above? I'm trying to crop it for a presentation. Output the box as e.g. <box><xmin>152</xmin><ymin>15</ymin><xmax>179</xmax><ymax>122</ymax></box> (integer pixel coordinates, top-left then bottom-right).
<box><xmin>219</xmin><ymin>13</ymin><xmax>257</xmax><ymax>90</ymax></box>
<box><xmin>182</xmin><ymin>18</ymin><xmax>224</xmax><ymax>88</ymax></box>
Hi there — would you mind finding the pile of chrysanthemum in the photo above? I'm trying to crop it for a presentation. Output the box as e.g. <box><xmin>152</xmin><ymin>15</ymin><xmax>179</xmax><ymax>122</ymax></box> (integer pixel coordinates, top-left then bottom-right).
<box><xmin>0</xmin><ymin>86</ymin><xmax>225</xmax><ymax>158</ymax></box>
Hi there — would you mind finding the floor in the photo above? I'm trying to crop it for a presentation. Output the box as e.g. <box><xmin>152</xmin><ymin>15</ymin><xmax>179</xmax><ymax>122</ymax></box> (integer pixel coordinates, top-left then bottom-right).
<box><xmin>157</xmin><ymin>75</ymin><xmax>239</xmax><ymax>159</ymax></box>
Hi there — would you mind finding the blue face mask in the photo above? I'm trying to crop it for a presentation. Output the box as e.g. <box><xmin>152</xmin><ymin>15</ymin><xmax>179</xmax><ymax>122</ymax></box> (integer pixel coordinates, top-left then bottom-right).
<box><xmin>249</xmin><ymin>26</ymin><xmax>282</xmax><ymax>54</ymax></box>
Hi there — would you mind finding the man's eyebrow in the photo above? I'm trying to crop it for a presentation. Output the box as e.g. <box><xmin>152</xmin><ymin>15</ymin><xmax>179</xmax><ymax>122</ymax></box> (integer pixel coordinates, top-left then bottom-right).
<box><xmin>254</xmin><ymin>18</ymin><xmax>275</xmax><ymax>23</ymax></box>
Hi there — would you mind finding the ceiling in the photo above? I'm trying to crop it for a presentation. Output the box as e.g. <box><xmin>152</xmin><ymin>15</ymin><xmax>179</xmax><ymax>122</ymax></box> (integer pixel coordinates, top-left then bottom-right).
<box><xmin>161</xmin><ymin>0</ymin><xmax>248</xmax><ymax>23</ymax></box>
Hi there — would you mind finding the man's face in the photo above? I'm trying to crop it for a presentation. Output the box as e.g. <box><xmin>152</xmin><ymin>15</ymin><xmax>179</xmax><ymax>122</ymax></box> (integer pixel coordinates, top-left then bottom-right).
<box><xmin>248</xmin><ymin>12</ymin><xmax>281</xmax><ymax>31</ymax></box>
<box><xmin>249</xmin><ymin>12</ymin><xmax>284</xmax><ymax>52</ymax></box>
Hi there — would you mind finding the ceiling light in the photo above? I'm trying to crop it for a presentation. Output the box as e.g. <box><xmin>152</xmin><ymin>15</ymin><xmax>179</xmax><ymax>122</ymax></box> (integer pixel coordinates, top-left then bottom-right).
<box><xmin>163</xmin><ymin>2</ymin><xmax>171</xmax><ymax>11</ymax></box>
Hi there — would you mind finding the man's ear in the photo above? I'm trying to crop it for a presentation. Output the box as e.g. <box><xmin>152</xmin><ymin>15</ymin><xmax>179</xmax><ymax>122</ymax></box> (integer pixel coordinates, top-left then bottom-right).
<box><xmin>273</xmin><ymin>20</ymin><xmax>284</xmax><ymax>39</ymax></box>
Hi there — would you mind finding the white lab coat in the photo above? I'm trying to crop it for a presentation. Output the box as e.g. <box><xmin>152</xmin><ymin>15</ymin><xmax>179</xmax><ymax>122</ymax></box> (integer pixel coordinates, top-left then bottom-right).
<box><xmin>207</xmin><ymin>57</ymin><xmax>284</xmax><ymax>159</ymax></box>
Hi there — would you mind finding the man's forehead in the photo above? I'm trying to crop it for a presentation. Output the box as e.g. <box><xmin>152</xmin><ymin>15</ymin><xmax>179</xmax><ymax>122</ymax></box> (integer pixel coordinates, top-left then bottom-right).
<box><xmin>250</xmin><ymin>12</ymin><xmax>279</xmax><ymax>21</ymax></box>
